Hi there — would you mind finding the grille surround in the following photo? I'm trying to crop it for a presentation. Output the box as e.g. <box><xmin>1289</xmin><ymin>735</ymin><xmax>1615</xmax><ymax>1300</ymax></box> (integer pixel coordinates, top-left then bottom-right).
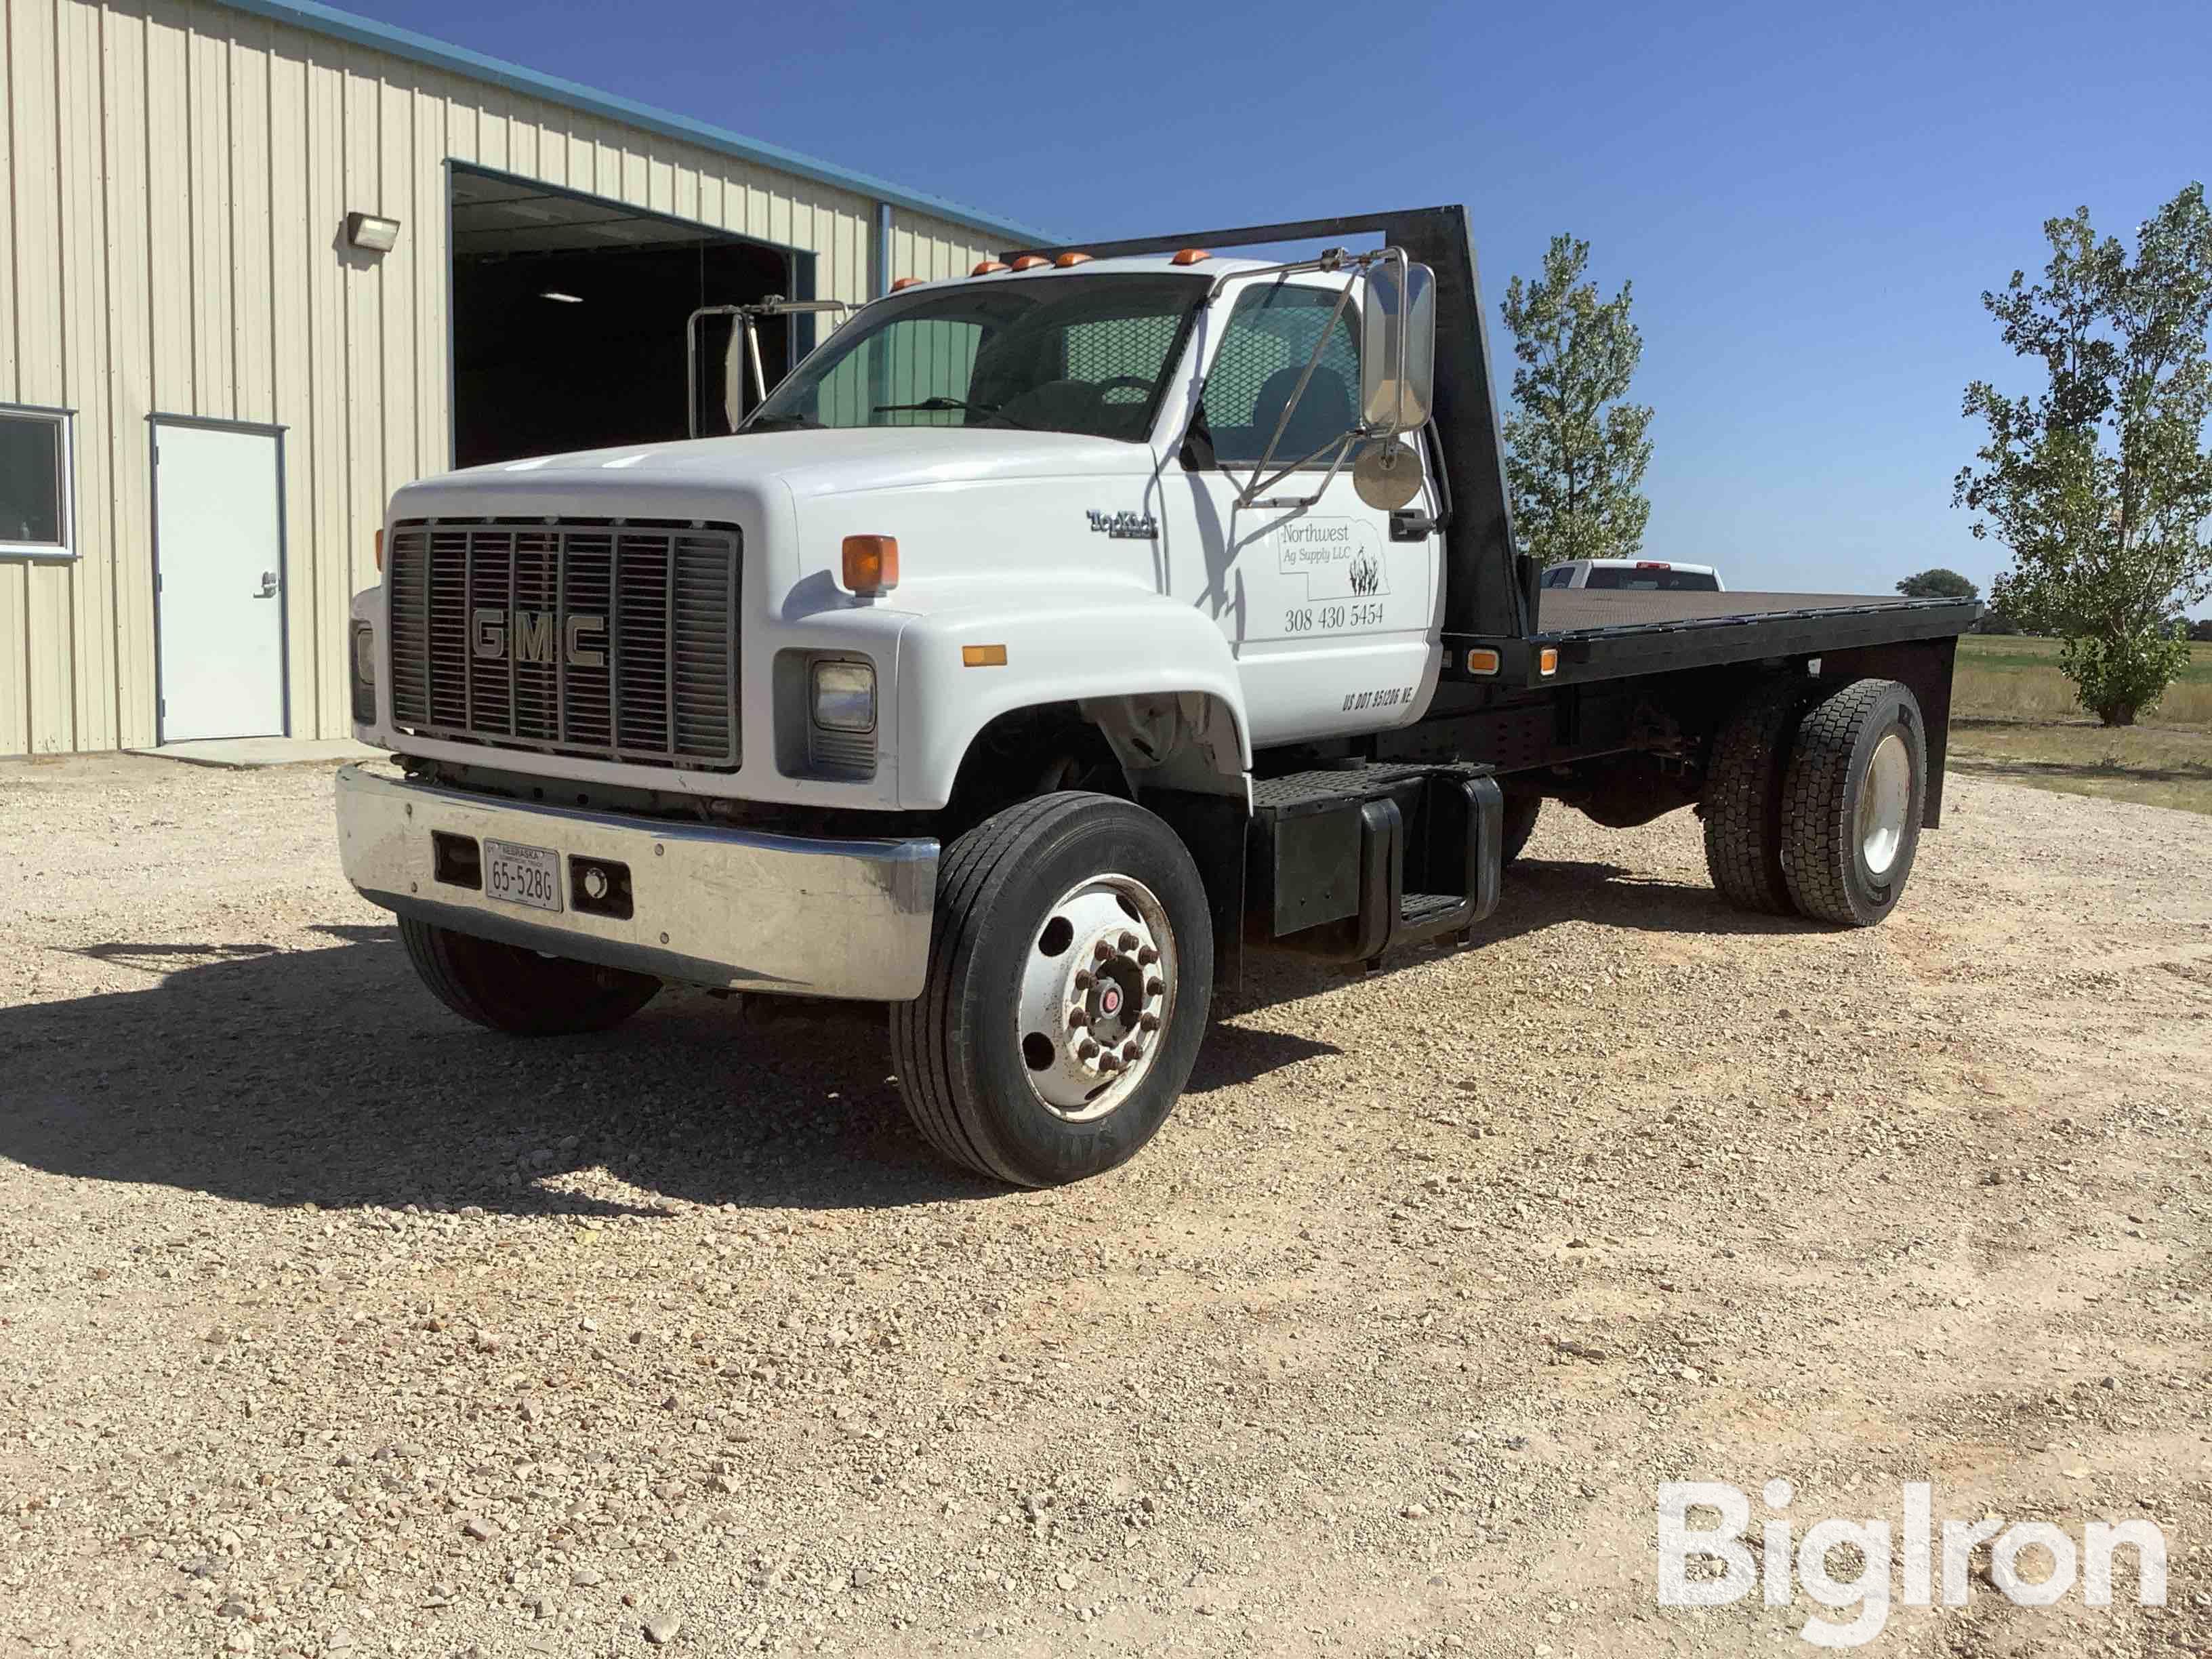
<box><xmin>386</xmin><ymin>518</ymin><xmax>741</xmax><ymax>770</ymax></box>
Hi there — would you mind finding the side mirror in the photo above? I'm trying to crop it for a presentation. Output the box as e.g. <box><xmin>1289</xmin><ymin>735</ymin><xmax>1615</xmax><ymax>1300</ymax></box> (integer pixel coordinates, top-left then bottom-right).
<box><xmin>1359</xmin><ymin>259</ymin><xmax>1436</xmax><ymax>434</ymax></box>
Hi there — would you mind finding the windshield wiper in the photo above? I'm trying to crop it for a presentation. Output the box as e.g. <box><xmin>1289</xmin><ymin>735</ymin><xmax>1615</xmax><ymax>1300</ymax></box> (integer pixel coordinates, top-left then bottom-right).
<box><xmin>873</xmin><ymin>396</ymin><xmax>1034</xmax><ymax>430</ymax></box>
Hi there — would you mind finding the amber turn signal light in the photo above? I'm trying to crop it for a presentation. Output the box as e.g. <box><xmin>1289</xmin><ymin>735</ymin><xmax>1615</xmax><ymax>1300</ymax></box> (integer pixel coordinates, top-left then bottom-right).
<box><xmin>842</xmin><ymin>535</ymin><xmax>899</xmax><ymax>597</ymax></box>
<box><xmin>1538</xmin><ymin>647</ymin><xmax>1559</xmax><ymax>676</ymax></box>
<box><xmin>961</xmin><ymin>644</ymin><xmax>1007</xmax><ymax>668</ymax></box>
<box><xmin>1464</xmin><ymin>647</ymin><xmax>1500</xmax><ymax>676</ymax></box>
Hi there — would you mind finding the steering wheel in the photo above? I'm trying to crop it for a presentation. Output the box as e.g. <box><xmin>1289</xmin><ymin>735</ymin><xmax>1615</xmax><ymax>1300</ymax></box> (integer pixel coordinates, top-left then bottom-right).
<box><xmin>1093</xmin><ymin>375</ymin><xmax>1154</xmax><ymax>404</ymax></box>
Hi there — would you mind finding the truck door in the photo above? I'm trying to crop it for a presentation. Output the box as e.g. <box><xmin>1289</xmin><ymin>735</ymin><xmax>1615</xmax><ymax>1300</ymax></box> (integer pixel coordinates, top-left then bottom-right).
<box><xmin>1160</xmin><ymin>278</ymin><xmax>1442</xmax><ymax>747</ymax></box>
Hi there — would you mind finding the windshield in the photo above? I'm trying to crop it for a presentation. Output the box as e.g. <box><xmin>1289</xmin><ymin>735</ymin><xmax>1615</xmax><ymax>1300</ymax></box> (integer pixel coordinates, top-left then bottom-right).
<box><xmin>746</xmin><ymin>273</ymin><xmax>1207</xmax><ymax>443</ymax></box>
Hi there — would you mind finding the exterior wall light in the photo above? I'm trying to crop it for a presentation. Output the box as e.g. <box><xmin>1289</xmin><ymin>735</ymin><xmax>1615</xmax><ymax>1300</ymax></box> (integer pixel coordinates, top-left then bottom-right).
<box><xmin>345</xmin><ymin>211</ymin><xmax>401</xmax><ymax>253</ymax></box>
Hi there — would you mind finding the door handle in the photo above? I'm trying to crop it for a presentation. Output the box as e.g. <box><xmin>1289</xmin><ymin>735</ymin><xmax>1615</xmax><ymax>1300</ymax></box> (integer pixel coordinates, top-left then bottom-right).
<box><xmin>253</xmin><ymin>571</ymin><xmax>279</xmax><ymax>598</ymax></box>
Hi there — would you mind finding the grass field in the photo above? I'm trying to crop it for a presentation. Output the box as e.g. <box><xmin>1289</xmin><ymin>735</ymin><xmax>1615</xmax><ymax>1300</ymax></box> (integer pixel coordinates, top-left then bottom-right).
<box><xmin>1946</xmin><ymin>634</ymin><xmax>2212</xmax><ymax>814</ymax></box>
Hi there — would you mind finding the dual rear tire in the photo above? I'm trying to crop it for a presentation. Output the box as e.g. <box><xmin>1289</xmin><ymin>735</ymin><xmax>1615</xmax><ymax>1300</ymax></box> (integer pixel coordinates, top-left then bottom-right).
<box><xmin>1703</xmin><ymin>676</ymin><xmax>1926</xmax><ymax>926</ymax></box>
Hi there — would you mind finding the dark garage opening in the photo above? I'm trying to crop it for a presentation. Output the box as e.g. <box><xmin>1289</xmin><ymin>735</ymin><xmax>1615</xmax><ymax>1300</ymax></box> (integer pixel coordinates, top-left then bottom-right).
<box><xmin>449</xmin><ymin>166</ymin><xmax>805</xmax><ymax>469</ymax></box>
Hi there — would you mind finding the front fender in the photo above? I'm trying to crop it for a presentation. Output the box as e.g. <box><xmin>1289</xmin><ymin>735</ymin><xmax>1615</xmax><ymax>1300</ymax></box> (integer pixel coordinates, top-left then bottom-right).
<box><xmin>894</xmin><ymin>594</ymin><xmax>1250</xmax><ymax>810</ymax></box>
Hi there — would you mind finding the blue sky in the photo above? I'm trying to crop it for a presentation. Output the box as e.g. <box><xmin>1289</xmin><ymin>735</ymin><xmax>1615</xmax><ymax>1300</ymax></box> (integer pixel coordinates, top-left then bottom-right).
<box><xmin>362</xmin><ymin>0</ymin><xmax>2211</xmax><ymax>607</ymax></box>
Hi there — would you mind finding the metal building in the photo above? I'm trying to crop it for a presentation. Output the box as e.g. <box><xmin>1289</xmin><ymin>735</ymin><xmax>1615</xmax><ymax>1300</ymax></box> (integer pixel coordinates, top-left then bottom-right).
<box><xmin>0</xmin><ymin>0</ymin><xmax>1037</xmax><ymax>756</ymax></box>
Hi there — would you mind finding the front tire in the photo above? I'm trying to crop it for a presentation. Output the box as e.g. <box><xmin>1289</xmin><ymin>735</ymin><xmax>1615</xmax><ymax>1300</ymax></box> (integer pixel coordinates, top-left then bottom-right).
<box><xmin>890</xmin><ymin>793</ymin><xmax>1214</xmax><ymax>1187</ymax></box>
<box><xmin>1779</xmin><ymin>678</ymin><xmax>1927</xmax><ymax>926</ymax></box>
<box><xmin>398</xmin><ymin>918</ymin><xmax>660</xmax><ymax>1035</ymax></box>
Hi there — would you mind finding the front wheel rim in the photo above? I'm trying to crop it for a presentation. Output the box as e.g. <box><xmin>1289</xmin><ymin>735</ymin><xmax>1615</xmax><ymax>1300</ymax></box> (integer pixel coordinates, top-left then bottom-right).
<box><xmin>1858</xmin><ymin>729</ymin><xmax>1912</xmax><ymax>878</ymax></box>
<box><xmin>1014</xmin><ymin>872</ymin><xmax>1177</xmax><ymax>1123</ymax></box>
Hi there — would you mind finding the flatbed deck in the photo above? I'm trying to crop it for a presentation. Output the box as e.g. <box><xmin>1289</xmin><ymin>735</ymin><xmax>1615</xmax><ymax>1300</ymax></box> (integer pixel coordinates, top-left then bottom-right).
<box><xmin>1532</xmin><ymin>590</ymin><xmax>1979</xmax><ymax>686</ymax></box>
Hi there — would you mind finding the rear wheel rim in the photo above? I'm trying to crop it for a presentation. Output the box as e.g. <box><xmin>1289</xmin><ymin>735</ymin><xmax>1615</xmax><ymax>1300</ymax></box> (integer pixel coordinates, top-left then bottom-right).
<box><xmin>1014</xmin><ymin>872</ymin><xmax>1177</xmax><ymax>1123</ymax></box>
<box><xmin>1858</xmin><ymin>730</ymin><xmax>1911</xmax><ymax>878</ymax></box>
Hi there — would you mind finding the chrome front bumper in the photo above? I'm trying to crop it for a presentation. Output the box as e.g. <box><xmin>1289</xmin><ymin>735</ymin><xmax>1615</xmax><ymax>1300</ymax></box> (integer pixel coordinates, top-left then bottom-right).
<box><xmin>335</xmin><ymin>764</ymin><xmax>938</xmax><ymax>1000</ymax></box>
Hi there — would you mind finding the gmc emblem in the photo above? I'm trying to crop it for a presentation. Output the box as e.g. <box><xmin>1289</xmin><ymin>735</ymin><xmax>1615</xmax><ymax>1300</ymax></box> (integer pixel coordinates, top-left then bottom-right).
<box><xmin>472</xmin><ymin>608</ymin><xmax>607</xmax><ymax>668</ymax></box>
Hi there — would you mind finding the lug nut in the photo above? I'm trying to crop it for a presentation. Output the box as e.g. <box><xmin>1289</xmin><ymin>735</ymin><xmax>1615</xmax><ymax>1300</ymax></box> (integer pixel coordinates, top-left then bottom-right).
<box><xmin>1145</xmin><ymin>977</ymin><xmax>1164</xmax><ymax>998</ymax></box>
<box><xmin>1067</xmin><ymin>1008</ymin><xmax>1088</xmax><ymax>1029</ymax></box>
<box><xmin>1137</xmin><ymin>945</ymin><xmax>1159</xmax><ymax>966</ymax></box>
<box><xmin>1097</xmin><ymin>1052</ymin><xmax>1122</xmax><ymax>1073</ymax></box>
<box><xmin>1073</xmin><ymin>968</ymin><xmax>1093</xmax><ymax>991</ymax></box>
<box><xmin>1077</xmin><ymin>1038</ymin><xmax>1099</xmax><ymax>1060</ymax></box>
<box><xmin>1139</xmin><ymin>1012</ymin><xmax>1160</xmax><ymax>1032</ymax></box>
<box><xmin>1118</xmin><ymin>931</ymin><xmax>1139</xmax><ymax>952</ymax></box>
<box><xmin>1093</xmin><ymin>939</ymin><xmax>1115</xmax><ymax>961</ymax></box>
<box><xmin>1122</xmin><ymin>1040</ymin><xmax>1141</xmax><ymax>1061</ymax></box>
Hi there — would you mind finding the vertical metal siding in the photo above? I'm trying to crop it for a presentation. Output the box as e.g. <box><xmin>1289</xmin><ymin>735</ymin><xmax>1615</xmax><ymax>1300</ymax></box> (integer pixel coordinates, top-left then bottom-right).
<box><xmin>1</xmin><ymin>0</ymin><xmax>1006</xmax><ymax>755</ymax></box>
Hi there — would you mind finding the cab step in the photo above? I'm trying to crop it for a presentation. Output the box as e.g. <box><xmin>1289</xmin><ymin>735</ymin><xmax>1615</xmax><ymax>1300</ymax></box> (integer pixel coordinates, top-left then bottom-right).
<box><xmin>1247</xmin><ymin>760</ymin><xmax>1502</xmax><ymax>966</ymax></box>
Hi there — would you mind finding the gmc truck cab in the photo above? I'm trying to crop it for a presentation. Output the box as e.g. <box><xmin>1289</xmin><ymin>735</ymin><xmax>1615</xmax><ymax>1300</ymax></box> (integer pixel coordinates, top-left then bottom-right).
<box><xmin>338</xmin><ymin>206</ymin><xmax>1976</xmax><ymax>1187</ymax></box>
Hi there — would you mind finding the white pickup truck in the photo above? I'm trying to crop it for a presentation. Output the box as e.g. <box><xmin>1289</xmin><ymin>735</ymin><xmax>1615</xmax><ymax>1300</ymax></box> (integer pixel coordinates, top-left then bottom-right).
<box><xmin>338</xmin><ymin>206</ymin><xmax>1976</xmax><ymax>1187</ymax></box>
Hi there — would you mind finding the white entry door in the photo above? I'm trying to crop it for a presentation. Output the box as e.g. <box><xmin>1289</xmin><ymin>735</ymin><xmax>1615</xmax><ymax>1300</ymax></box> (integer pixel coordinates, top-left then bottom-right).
<box><xmin>155</xmin><ymin>422</ymin><xmax>285</xmax><ymax>742</ymax></box>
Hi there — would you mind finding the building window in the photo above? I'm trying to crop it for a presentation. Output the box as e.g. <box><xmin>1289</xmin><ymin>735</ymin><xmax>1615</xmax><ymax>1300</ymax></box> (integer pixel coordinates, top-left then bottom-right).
<box><xmin>0</xmin><ymin>406</ymin><xmax>73</xmax><ymax>558</ymax></box>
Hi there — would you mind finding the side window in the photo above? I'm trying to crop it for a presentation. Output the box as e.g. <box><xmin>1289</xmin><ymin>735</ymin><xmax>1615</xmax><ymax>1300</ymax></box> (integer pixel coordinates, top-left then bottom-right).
<box><xmin>1197</xmin><ymin>285</ymin><xmax>1359</xmax><ymax>466</ymax></box>
<box><xmin>813</xmin><ymin>318</ymin><xmax>985</xmax><ymax>427</ymax></box>
<box><xmin>0</xmin><ymin>406</ymin><xmax>72</xmax><ymax>558</ymax></box>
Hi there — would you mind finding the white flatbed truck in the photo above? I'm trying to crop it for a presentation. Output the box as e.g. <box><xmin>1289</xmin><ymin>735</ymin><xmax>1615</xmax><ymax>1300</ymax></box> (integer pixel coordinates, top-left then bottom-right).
<box><xmin>337</xmin><ymin>206</ymin><xmax>1976</xmax><ymax>1187</ymax></box>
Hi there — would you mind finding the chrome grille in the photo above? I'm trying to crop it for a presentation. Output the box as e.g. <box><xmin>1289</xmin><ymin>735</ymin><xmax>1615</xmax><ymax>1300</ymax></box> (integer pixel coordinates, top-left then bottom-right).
<box><xmin>386</xmin><ymin>520</ymin><xmax>739</xmax><ymax>768</ymax></box>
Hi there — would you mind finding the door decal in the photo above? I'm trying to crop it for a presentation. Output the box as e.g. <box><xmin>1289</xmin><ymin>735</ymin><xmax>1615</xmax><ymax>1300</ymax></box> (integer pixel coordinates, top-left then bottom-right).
<box><xmin>1275</xmin><ymin>518</ymin><xmax>1389</xmax><ymax>598</ymax></box>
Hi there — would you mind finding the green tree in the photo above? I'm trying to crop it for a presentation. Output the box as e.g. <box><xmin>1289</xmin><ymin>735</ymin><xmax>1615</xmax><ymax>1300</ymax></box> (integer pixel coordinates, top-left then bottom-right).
<box><xmin>1953</xmin><ymin>184</ymin><xmax>2212</xmax><ymax>725</ymax></box>
<box><xmin>1500</xmin><ymin>234</ymin><xmax>1654</xmax><ymax>566</ymax></box>
<box><xmin>1895</xmin><ymin>567</ymin><xmax>1980</xmax><ymax>600</ymax></box>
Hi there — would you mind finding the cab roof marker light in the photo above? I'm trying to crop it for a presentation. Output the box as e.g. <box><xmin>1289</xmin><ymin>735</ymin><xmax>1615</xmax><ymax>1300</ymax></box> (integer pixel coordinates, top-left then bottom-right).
<box><xmin>1010</xmin><ymin>255</ymin><xmax>1050</xmax><ymax>271</ymax></box>
<box><xmin>1170</xmin><ymin>248</ymin><xmax>1211</xmax><ymax>265</ymax></box>
<box><xmin>890</xmin><ymin>276</ymin><xmax>924</xmax><ymax>291</ymax></box>
<box><xmin>970</xmin><ymin>260</ymin><xmax>1010</xmax><ymax>275</ymax></box>
<box><xmin>1054</xmin><ymin>251</ymin><xmax>1093</xmax><ymax>268</ymax></box>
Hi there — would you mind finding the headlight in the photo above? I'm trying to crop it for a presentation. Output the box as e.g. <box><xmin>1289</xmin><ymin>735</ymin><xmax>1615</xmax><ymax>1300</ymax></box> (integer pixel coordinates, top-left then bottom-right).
<box><xmin>810</xmin><ymin>659</ymin><xmax>876</xmax><ymax>733</ymax></box>
<box><xmin>350</xmin><ymin>623</ymin><xmax>377</xmax><ymax>723</ymax></box>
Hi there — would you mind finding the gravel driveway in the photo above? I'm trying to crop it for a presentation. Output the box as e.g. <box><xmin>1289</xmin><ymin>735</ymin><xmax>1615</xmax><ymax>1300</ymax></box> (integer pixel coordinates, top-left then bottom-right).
<box><xmin>2</xmin><ymin>756</ymin><xmax>2206</xmax><ymax>1658</ymax></box>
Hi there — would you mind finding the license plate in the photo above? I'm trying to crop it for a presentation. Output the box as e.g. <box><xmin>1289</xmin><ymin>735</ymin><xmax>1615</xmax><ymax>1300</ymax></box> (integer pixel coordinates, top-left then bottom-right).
<box><xmin>483</xmin><ymin>838</ymin><xmax>564</xmax><ymax>912</ymax></box>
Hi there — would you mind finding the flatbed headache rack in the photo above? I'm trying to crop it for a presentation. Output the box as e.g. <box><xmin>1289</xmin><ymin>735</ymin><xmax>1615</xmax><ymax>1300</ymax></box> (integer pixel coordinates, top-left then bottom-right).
<box><xmin>1007</xmin><ymin>209</ymin><xmax>1980</xmax><ymax>692</ymax></box>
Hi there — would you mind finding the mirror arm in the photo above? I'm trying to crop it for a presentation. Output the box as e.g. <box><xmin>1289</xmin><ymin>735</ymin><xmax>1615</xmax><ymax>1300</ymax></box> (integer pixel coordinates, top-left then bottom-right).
<box><xmin>687</xmin><ymin>296</ymin><xmax>854</xmax><ymax>437</ymax></box>
<box><xmin>1241</xmin><ymin>424</ymin><xmax>1374</xmax><ymax>510</ymax></box>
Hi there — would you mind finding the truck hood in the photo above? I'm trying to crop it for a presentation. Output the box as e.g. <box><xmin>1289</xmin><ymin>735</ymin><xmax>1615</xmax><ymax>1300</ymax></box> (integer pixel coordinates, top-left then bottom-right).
<box><xmin>392</xmin><ymin>426</ymin><xmax>1158</xmax><ymax>517</ymax></box>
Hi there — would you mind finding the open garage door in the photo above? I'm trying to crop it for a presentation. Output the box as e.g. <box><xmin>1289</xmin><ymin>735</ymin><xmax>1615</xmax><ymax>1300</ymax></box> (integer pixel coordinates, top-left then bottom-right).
<box><xmin>449</xmin><ymin>166</ymin><xmax>804</xmax><ymax>468</ymax></box>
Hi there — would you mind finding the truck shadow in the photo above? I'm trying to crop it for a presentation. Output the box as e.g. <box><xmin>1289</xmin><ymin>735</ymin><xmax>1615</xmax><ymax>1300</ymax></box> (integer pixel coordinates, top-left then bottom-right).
<box><xmin>1474</xmin><ymin>857</ymin><xmax>1819</xmax><ymax>945</ymax></box>
<box><xmin>1</xmin><ymin>861</ymin><xmax>1793</xmax><ymax>1219</ymax></box>
<box><xmin>0</xmin><ymin>927</ymin><xmax>1329</xmax><ymax>1219</ymax></box>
